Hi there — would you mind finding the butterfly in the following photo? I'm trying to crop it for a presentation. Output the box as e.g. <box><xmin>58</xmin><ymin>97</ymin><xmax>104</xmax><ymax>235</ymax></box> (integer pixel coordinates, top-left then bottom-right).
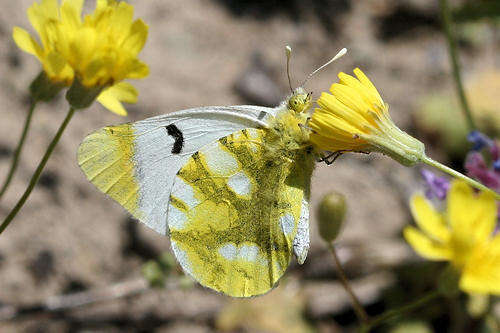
<box><xmin>77</xmin><ymin>47</ymin><xmax>346</xmax><ymax>297</ymax></box>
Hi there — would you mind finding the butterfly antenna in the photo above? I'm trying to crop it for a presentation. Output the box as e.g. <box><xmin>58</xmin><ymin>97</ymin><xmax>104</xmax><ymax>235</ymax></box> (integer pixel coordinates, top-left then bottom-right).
<box><xmin>300</xmin><ymin>47</ymin><xmax>347</xmax><ymax>88</ymax></box>
<box><xmin>285</xmin><ymin>45</ymin><xmax>294</xmax><ymax>93</ymax></box>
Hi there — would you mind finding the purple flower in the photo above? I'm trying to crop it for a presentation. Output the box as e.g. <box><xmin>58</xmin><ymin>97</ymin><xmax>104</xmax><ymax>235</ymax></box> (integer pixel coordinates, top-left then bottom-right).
<box><xmin>421</xmin><ymin>169</ymin><xmax>450</xmax><ymax>200</ymax></box>
<box><xmin>494</xmin><ymin>159</ymin><xmax>500</xmax><ymax>172</ymax></box>
<box><xmin>465</xmin><ymin>152</ymin><xmax>500</xmax><ymax>191</ymax></box>
<box><xmin>467</xmin><ymin>130</ymin><xmax>493</xmax><ymax>151</ymax></box>
<box><xmin>465</xmin><ymin>130</ymin><xmax>500</xmax><ymax>193</ymax></box>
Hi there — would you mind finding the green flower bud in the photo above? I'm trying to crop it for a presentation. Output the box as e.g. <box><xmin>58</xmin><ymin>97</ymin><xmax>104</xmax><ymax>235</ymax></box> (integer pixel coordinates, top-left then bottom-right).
<box><xmin>317</xmin><ymin>191</ymin><xmax>347</xmax><ymax>243</ymax></box>
<box><xmin>29</xmin><ymin>71</ymin><xmax>65</xmax><ymax>102</ymax></box>
<box><xmin>142</xmin><ymin>260</ymin><xmax>165</xmax><ymax>288</ymax></box>
<box><xmin>66</xmin><ymin>78</ymin><xmax>104</xmax><ymax>109</ymax></box>
<box><xmin>158</xmin><ymin>252</ymin><xmax>176</xmax><ymax>275</ymax></box>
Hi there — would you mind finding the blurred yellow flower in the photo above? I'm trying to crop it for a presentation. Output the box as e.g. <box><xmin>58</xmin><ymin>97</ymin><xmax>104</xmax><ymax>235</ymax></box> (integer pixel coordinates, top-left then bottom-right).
<box><xmin>404</xmin><ymin>180</ymin><xmax>500</xmax><ymax>295</ymax></box>
<box><xmin>309</xmin><ymin>68</ymin><xmax>425</xmax><ymax>166</ymax></box>
<box><xmin>12</xmin><ymin>0</ymin><xmax>149</xmax><ymax>115</ymax></box>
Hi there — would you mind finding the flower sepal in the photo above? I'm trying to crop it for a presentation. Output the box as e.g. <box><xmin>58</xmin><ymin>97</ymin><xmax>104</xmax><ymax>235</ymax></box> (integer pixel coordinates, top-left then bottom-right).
<box><xmin>368</xmin><ymin>123</ymin><xmax>426</xmax><ymax>167</ymax></box>
<box><xmin>66</xmin><ymin>78</ymin><xmax>105</xmax><ymax>110</ymax></box>
<box><xmin>30</xmin><ymin>72</ymin><xmax>65</xmax><ymax>102</ymax></box>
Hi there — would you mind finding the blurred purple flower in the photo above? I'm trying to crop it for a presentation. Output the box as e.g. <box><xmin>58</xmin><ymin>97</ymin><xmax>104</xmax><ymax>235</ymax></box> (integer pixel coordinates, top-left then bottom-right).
<box><xmin>465</xmin><ymin>131</ymin><xmax>500</xmax><ymax>191</ymax></box>
<box><xmin>467</xmin><ymin>130</ymin><xmax>493</xmax><ymax>151</ymax></box>
<box><xmin>465</xmin><ymin>152</ymin><xmax>500</xmax><ymax>191</ymax></box>
<box><xmin>494</xmin><ymin>159</ymin><xmax>500</xmax><ymax>172</ymax></box>
<box><xmin>421</xmin><ymin>169</ymin><xmax>450</xmax><ymax>200</ymax></box>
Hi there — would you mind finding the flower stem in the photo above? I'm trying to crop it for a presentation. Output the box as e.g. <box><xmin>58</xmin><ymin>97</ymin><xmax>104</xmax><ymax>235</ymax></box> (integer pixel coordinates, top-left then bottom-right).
<box><xmin>422</xmin><ymin>155</ymin><xmax>500</xmax><ymax>200</ymax></box>
<box><xmin>327</xmin><ymin>243</ymin><xmax>369</xmax><ymax>324</ymax></box>
<box><xmin>0</xmin><ymin>100</ymin><xmax>38</xmax><ymax>200</ymax></box>
<box><xmin>0</xmin><ymin>107</ymin><xmax>76</xmax><ymax>235</ymax></box>
<box><xmin>439</xmin><ymin>0</ymin><xmax>476</xmax><ymax>131</ymax></box>
<box><xmin>360</xmin><ymin>291</ymin><xmax>440</xmax><ymax>332</ymax></box>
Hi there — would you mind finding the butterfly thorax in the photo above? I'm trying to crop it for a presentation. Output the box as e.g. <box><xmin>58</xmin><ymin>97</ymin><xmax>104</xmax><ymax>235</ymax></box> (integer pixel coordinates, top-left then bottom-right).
<box><xmin>264</xmin><ymin>88</ymin><xmax>317</xmax><ymax>165</ymax></box>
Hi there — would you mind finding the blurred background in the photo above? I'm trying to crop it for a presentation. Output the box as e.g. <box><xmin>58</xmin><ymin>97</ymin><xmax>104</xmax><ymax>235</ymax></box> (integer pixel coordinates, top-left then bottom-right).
<box><xmin>0</xmin><ymin>0</ymin><xmax>498</xmax><ymax>331</ymax></box>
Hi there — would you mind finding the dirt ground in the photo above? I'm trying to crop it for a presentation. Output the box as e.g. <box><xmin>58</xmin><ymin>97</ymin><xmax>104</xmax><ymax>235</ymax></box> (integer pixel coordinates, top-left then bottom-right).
<box><xmin>0</xmin><ymin>0</ymin><xmax>497</xmax><ymax>332</ymax></box>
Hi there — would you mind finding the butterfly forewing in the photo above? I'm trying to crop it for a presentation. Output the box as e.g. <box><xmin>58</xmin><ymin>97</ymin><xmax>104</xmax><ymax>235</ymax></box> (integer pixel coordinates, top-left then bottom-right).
<box><xmin>167</xmin><ymin>128</ymin><xmax>310</xmax><ymax>297</ymax></box>
<box><xmin>77</xmin><ymin>106</ymin><xmax>274</xmax><ymax>235</ymax></box>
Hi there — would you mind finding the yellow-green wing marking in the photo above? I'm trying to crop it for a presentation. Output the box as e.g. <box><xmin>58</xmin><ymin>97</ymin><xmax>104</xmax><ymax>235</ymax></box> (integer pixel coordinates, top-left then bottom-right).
<box><xmin>77</xmin><ymin>124</ymin><xmax>142</xmax><ymax>218</ymax></box>
<box><xmin>167</xmin><ymin>128</ymin><xmax>313</xmax><ymax>297</ymax></box>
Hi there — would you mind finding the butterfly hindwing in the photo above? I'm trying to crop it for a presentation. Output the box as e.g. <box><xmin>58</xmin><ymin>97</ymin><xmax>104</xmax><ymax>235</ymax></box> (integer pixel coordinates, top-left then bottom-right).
<box><xmin>167</xmin><ymin>128</ymin><xmax>311</xmax><ymax>297</ymax></box>
<box><xmin>77</xmin><ymin>106</ymin><xmax>275</xmax><ymax>235</ymax></box>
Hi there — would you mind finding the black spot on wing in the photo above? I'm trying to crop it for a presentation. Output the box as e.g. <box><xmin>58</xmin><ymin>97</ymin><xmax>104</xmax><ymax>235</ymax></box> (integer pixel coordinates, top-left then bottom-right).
<box><xmin>165</xmin><ymin>124</ymin><xmax>184</xmax><ymax>154</ymax></box>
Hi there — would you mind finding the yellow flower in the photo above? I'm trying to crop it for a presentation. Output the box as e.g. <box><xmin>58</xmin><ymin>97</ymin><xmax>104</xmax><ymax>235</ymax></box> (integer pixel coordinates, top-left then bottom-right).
<box><xmin>309</xmin><ymin>68</ymin><xmax>425</xmax><ymax>166</ymax></box>
<box><xmin>404</xmin><ymin>180</ymin><xmax>500</xmax><ymax>295</ymax></box>
<box><xmin>13</xmin><ymin>0</ymin><xmax>149</xmax><ymax>115</ymax></box>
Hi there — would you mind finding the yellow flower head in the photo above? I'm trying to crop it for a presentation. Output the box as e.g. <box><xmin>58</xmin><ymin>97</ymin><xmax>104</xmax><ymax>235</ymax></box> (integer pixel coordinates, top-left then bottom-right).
<box><xmin>309</xmin><ymin>68</ymin><xmax>425</xmax><ymax>166</ymax></box>
<box><xmin>404</xmin><ymin>180</ymin><xmax>500</xmax><ymax>295</ymax></box>
<box><xmin>13</xmin><ymin>0</ymin><xmax>149</xmax><ymax>115</ymax></box>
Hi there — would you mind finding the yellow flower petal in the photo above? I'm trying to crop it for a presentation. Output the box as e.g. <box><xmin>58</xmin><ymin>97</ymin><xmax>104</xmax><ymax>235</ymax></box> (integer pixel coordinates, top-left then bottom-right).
<box><xmin>317</xmin><ymin>93</ymin><xmax>369</xmax><ymax>131</ymax></box>
<box><xmin>45</xmin><ymin>51</ymin><xmax>68</xmax><ymax>75</ymax></box>
<box><xmin>110</xmin><ymin>1</ymin><xmax>134</xmax><ymax>35</ymax></box>
<box><xmin>124</xmin><ymin>20</ymin><xmax>149</xmax><ymax>55</ymax></box>
<box><xmin>15</xmin><ymin>0</ymin><xmax>149</xmax><ymax>100</ymax></box>
<box><xmin>311</xmin><ymin>109</ymin><xmax>362</xmax><ymax>137</ymax></box>
<box><xmin>95</xmin><ymin>0</ymin><xmax>108</xmax><ymax>12</ymax></box>
<box><xmin>353</xmin><ymin>68</ymin><xmax>384</xmax><ymax>104</ymax></box>
<box><xmin>123</xmin><ymin>60</ymin><xmax>150</xmax><ymax>79</ymax></box>
<box><xmin>447</xmin><ymin>180</ymin><xmax>474</xmax><ymax>230</ymax></box>
<box><xmin>29</xmin><ymin>0</ymin><xmax>59</xmax><ymax>26</ymax></box>
<box><xmin>329</xmin><ymin>83</ymin><xmax>372</xmax><ymax>118</ymax></box>
<box><xmin>410</xmin><ymin>194</ymin><xmax>450</xmax><ymax>242</ymax></box>
<box><xmin>310</xmin><ymin>68</ymin><xmax>425</xmax><ymax>165</ymax></box>
<box><xmin>338</xmin><ymin>72</ymin><xmax>381</xmax><ymax>110</ymax></box>
<box><xmin>405</xmin><ymin>179</ymin><xmax>500</xmax><ymax>296</ymax></box>
<box><xmin>12</xmin><ymin>27</ymin><xmax>43</xmax><ymax>59</ymax></box>
<box><xmin>460</xmin><ymin>236</ymin><xmax>500</xmax><ymax>295</ymax></box>
<box><xmin>97</xmin><ymin>82</ymin><xmax>138</xmax><ymax>116</ymax></box>
<box><xmin>447</xmin><ymin>180</ymin><xmax>496</xmax><ymax>244</ymax></box>
<box><xmin>61</xmin><ymin>0</ymin><xmax>84</xmax><ymax>28</ymax></box>
<box><xmin>404</xmin><ymin>226</ymin><xmax>452</xmax><ymax>260</ymax></box>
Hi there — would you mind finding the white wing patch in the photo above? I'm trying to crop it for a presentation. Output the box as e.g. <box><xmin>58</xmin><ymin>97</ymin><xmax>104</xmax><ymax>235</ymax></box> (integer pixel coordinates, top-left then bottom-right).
<box><xmin>171</xmin><ymin>176</ymin><xmax>200</xmax><ymax>209</ymax></box>
<box><xmin>293</xmin><ymin>198</ymin><xmax>310</xmax><ymax>265</ymax></box>
<box><xmin>219</xmin><ymin>243</ymin><xmax>267</xmax><ymax>265</ymax></box>
<box><xmin>203</xmin><ymin>143</ymin><xmax>240</xmax><ymax>177</ymax></box>
<box><xmin>227</xmin><ymin>171</ymin><xmax>252</xmax><ymax>196</ymax></box>
<box><xmin>167</xmin><ymin>206</ymin><xmax>188</xmax><ymax>230</ymax></box>
<box><xmin>171</xmin><ymin>241</ymin><xmax>195</xmax><ymax>277</ymax></box>
<box><xmin>279</xmin><ymin>213</ymin><xmax>295</xmax><ymax>236</ymax></box>
<box><xmin>219</xmin><ymin>243</ymin><xmax>238</xmax><ymax>260</ymax></box>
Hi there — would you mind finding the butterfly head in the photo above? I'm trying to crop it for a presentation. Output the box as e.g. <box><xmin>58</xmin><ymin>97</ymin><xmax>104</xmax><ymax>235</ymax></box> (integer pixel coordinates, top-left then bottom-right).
<box><xmin>288</xmin><ymin>87</ymin><xmax>312</xmax><ymax>114</ymax></box>
<box><xmin>284</xmin><ymin>46</ymin><xmax>346</xmax><ymax>115</ymax></box>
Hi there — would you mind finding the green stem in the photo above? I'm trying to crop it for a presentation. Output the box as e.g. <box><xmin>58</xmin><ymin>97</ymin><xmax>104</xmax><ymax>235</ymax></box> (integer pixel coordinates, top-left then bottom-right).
<box><xmin>439</xmin><ymin>0</ymin><xmax>476</xmax><ymax>131</ymax></box>
<box><xmin>327</xmin><ymin>243</ymin><xmax>369</xmax><ymax>324</ymax></box>
<box><xmin>360</xmin><ymin>291</ymin><xmax>440</xmax><ymax>332</ymax></box>
<box><xmin>422</xmin><ymin>155</ymin><xmax>500</xmax><ymax>200</ymax></box>
<box><xmin>0</xmin><ymin>107</ymin><xmax>76</xmax><ymax>235</ymax></box>
<box><xmin>0</xmin><ymin>101</ymin><xmax>38</xmax><ymax>200</ymax></box>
